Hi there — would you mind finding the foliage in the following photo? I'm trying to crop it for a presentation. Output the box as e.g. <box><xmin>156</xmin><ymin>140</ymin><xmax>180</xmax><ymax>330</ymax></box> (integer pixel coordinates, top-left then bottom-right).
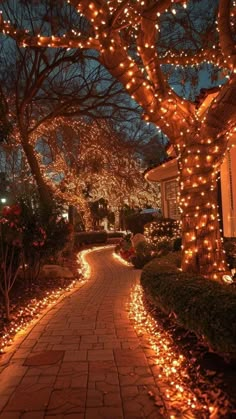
<box><xmin>0</xmin><ymin>199</ymin><xmax>71</xmax><ymax>319</ymax></box>
<box><xmin>43</xmin><ymin>214</ymin><xmax>71</xmax><ymax>262</ymax></box>
<box><xmin>106</xmin><ymin>231</ymin><xmax>124</xmax><ymax>239</ymax></box>
<box><xmin>89</xmin><ymin>198</ymin><xmax>113</xmax><ymax>229</ymax></box>
<box><xmin>0</xmin><ymin>204</ymin><xmax>23</xmax><ymax>319</ymax></box>
<box><xmin>124</xmin><ymin>210</ymin><xmax>155</xmax><ymax>234</ymax></box>
<box><xmin>19</xmin><ymin>198</ymin><xmax>71</xmax><ymax>265</ymax></box>
<box><xmin>0</xmin><ymin>97</ymin><xmax>12</xmax><ymax>143</ymax></box>
<box><xmin>144</xmin><ymin>218</ymin><xmax>181</xmax><ymax>250</ymax></box>
<box><xmin>141</xmin><ymin>260</ymin><xmax>236</xmax><ymax>357</ymax></box>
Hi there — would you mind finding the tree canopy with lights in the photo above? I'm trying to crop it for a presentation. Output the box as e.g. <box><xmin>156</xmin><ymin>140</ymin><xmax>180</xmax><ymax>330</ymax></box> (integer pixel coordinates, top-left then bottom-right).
<box><xmin>0</xmin><ymin>0</ymin><xmax>235</xmax><ymax>279</ymax></box>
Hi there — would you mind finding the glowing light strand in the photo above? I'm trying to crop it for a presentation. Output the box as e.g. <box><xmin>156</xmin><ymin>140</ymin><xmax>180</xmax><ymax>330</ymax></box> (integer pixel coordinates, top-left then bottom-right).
<box><xmin>129</xmin><ymin>284</ymin><xmax>215</xmax><ymax>417</ymax></box>
<box><xmin>0</xmin><ymin>245</ymin><xmax>111</xmax><ymax>354</ymax></box>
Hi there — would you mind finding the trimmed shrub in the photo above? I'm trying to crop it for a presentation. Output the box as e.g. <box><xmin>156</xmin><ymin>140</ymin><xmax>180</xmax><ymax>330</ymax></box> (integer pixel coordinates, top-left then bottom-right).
<box><xmin>142</xmin><ymin>253</ymin><xmax>181</xmax><ymax>274</ymax></box>
<box><xmin>75</xmin><ymin>231</ymin><xmax>107</xmax><ymax>247</ymax></box>
<box><xmin>144</xmin><ymin>218</ymin><xmax>181</xmax><ymax>247</ymax></box>
<box><xmin>141</xmin><ymin>259</ymin><xmax>236</xmax><ymax>356</ymax></box>
<box><xmin>107</xmin><ymin>231</ymin><xmax>125</xmax><ymax>239</ymax></box>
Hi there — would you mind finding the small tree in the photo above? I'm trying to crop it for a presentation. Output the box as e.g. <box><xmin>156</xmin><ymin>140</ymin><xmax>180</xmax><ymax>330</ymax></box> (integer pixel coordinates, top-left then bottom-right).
<box><xmin>0</xmin><ymin>205</ymin><xmax>23</xmax><ymax>320</ymax></box>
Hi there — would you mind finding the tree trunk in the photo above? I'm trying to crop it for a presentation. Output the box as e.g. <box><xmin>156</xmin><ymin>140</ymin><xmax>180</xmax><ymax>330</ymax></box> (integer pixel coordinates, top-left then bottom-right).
<box><xmin>68</xmin><ymin>205</ymin><xmax>75</xmax><ymax>225</ymax></box>
<box><xmin>21</xmin><ymin>137</ymin><xmax>53</xmax><ymax>216</ymax></box>
<box><xmin>4</xmin><ymin>291</ymin><xmax>10</xmax><ymax>321</ymax></box>
<box><xmin>114</xmin><ymin>209</ymin><xmax>120</xmax><ymax>230</ymax></box>
<box><xmin>179</xmin><ymin>149</ymin><xmax>228</xmax><ymax>280</ymax></box>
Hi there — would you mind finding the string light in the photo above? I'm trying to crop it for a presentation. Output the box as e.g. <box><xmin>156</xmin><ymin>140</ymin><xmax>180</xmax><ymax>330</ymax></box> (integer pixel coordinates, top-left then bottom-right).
<box><xmin>113</xmin><ymin>251</ymin><xmax>133</xmax><ymax>266</ymax></box>
<box><xmin>129</xmin><ymin>284</ymin><xmax>211</xmax><ymax>417</ymax></box>
<box><xmin>0</xmin><ymin>245</ymin><xmax>112</xmax><ymax>354</ymax></box>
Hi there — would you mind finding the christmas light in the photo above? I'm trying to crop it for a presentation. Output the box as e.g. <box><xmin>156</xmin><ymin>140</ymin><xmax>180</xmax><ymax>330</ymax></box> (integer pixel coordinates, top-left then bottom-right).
<box><xmin>129</xmin><ymin>284</ymin><xmax>212</xmax><ymax>416</ymax></box>
<box><xmin>0</xmin><ymin>245</ymin><xmax>112</xmax><ymax>354</ymax></box>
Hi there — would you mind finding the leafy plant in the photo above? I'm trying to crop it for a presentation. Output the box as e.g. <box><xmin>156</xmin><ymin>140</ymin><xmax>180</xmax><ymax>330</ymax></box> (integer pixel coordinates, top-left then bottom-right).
<box><xmin>144</xmin><ymin>218</ymin><xmax>181</xmax><ymax>249</ymax></box>
<box><xmin>0</xmin><ymin>205</ymin><xmax>23</xmax><ymax>320</ymax></box>
<box><xmin>141</xmin><ymin>259</ymin><xmax>236</xmax><ymax>357</ymax></box>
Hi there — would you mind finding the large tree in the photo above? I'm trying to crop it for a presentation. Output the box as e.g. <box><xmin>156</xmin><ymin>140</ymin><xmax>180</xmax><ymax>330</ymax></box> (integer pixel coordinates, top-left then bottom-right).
<box><xmin>36</xmin><ymin>118</ymin><xmax>161</xmax><ymax>228</ymax></box>
<box><xmin>0</xmin><ymin>1</ymin><xmax>135</xmax><ymax>220</ymax></box>
<box><xmin>0</xmin><ymin>0</ymin><xmax>235</xmax><ymax>278</ymax></box>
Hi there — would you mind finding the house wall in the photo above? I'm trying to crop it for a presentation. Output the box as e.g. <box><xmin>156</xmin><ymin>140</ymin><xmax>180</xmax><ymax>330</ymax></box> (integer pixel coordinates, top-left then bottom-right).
<box><xmin>146</xmin><ymin>145</ymin><xmax>236</xmax><ymax>238</ymax></box>
<box><xmin>220</xmin><ymin>147</ymin><xmax>236</xmax><ymax>237</ymax></box>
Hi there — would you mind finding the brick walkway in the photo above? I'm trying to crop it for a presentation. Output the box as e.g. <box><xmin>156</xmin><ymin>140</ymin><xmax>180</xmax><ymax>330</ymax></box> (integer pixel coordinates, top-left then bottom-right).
<box><xmin>0</xmin><ymin>247</ymin><xmax>163</xmax><ymax>419</ymax></box>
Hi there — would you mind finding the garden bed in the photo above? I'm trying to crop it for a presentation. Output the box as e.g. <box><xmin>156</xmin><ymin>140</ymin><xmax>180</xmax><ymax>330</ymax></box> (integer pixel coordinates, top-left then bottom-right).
<box><xmin>142</xmin><ymin>292</ymin><xmax>236</xmax><ymax>416</ymax></box>
<box><xmin>141</xmin><ymin>258</ymin><xmax>236</xmax><ymax>356</ymax></box>
<box><xmin>0</xmin><ymin>252</ymin><xmax>82</xmax><ymax>354</ymax></box>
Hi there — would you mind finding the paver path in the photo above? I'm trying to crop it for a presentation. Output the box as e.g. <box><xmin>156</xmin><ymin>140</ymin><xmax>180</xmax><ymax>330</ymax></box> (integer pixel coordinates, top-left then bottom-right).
<box><xmin>0</xmin><ymin>247</ymin><xmax>163</xmax><ymax>419</ymax></box>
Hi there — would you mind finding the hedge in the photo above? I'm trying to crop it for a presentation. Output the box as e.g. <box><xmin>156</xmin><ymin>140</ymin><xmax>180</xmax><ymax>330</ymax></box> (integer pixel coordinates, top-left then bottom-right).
<box><xmin>75</xmin><ymin>231</ymin><xmax>107</xmax><ymax>246</ymax></box>
<box><xmin>141</xmin><ymin>259</ymin><xmax>236</xmax><ymax>357</ymax></box>
<box><xmin>106</xmin><ymin>231</ymin><xmax>125</xmax><ymax>239</ymax></box>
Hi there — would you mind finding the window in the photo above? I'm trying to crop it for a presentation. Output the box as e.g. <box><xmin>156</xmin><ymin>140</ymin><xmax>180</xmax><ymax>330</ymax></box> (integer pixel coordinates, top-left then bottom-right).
<box><xmin>165</xmin><ymin>180</ymin><xmax>180</xmax><ymax>219</ymax></box>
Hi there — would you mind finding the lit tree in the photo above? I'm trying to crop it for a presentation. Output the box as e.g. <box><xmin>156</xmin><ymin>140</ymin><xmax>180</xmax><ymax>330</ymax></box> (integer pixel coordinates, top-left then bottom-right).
<box><xmin>0</xmin><ymin>0</ymin><xmax>235</xmax><ymax>278</ymax></box>
<box><xmin>38</xmin><ymin>118</ymin><xmax>161</xmax><ymax>228</ymax></box>
<box><xmin>0</xmin><ymin>1</ymin><xmax>134</xmax><ymax>222</ymax></box>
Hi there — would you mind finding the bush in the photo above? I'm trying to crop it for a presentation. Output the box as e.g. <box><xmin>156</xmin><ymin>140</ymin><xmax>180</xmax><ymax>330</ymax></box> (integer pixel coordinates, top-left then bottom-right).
<box><xmin>141</xmin><ymin>259</ymin><xmax>236</xmax><ymax>356</ymax></box>
<box><xmin>75</xmin><ymin>231</ymin><xmax>108</xmax><ymax>247</ymax></box>
<box><xmin>144</xmin><ymin>218</ymin><xmax>181</xmax><ymax>251</ymax></box>
<box><xmin>125</xmin><ymin>212</ymin><xmax>154</xmax><ymax>234</ymax></box>
<box><xmin>106</xmin><ymin>231</ymin><xmax>125</xmax><ymax>239</ymax></box>
<box><xmin>142</xmin><ymin>252</ymin><xmax>181</xmax><ymax>274</ymax></box>
<box><xmin>156</xmin><ymin>239</ymin><xmax>173</xmax><ymax>255</ymax></box>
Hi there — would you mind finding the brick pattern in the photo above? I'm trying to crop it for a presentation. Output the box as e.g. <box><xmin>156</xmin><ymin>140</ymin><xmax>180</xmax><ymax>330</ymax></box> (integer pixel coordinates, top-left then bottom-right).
<box><xmin>0</xmin><ymin>248</ymin><xmax>164</xmax><ymax>418</ymax></box>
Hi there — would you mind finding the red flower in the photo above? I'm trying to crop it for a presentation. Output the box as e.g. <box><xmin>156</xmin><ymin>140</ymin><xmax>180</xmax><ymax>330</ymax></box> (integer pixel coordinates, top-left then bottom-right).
<box><xmin>2</xmin><ymin>204</ymin><xmax>21</xmax><ymax>217</ymax></box>
<box><xmin>2</xmin><ymin>206</ymin><xmax>11</xmax><ymax>216</ymax></box>
<box><xmin>11</xmin><ymin>204</ymin><xmax>21</xmax><ymax>216</ymax></box>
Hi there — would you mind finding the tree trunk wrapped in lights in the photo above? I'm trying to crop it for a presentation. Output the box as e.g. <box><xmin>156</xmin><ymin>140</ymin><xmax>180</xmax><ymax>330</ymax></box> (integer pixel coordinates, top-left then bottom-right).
<box><xmin>0</xmin><ymin>0</ymin><xmax>235</xmax><ymax>278</ymax></box>
<box><xmin>179</xmin><ymin>152</ymin><xmax>226</xmax><ymax>279</ymax></box>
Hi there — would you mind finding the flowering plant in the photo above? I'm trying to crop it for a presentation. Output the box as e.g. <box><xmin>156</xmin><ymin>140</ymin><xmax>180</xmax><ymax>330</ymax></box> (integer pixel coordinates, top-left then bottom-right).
<box><xmin>0</xmin><ymin>204</ymin><xmax>23</xmax><ymax>247</ymax></box>
<box><xmin>115</xmin><ymin>234</ymin><xmax>135</xmax><ymax>262</ymax></box>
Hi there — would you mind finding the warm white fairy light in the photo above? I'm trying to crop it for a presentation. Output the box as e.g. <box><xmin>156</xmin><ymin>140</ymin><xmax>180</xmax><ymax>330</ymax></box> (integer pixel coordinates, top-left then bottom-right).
<box><xmin>129</xmin><ymin>284</ymin><xmax>212</xmax><ymax>416</ymax></box>
<box><xmin>113</xmin><ymin>251</ymin><xmax>133</xmax><ymax>266</ymax></box>
<box><xmin>0</xmin><ymin>279</ymin><xmax>80</xmax><ymax>353</ymax></box>
<box><xmin>0</xmin><ymin>245</ymin><xmax>111</xmax><ymax>353</ymax></box>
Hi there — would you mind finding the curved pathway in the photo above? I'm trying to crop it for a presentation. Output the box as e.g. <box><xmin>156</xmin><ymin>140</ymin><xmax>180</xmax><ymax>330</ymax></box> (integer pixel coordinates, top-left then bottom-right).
<box><xmin>0</xmin><ymin>248</ymin><xmax>163</xmax><ymax>419</ymax></box>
